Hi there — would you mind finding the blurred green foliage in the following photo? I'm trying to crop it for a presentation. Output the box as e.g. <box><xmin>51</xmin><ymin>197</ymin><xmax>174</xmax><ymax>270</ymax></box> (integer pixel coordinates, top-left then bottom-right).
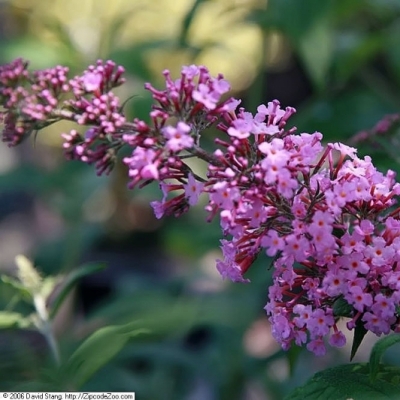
<box><xmin>1</xmin><ymin>0</ymin><xmax>400</xmax><ymax>398</ymax></box>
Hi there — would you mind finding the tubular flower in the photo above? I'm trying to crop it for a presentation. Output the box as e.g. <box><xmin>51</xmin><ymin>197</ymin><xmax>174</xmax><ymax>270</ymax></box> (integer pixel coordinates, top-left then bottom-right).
<box><xmin>2</xmin><ymin>58</ymin><xmax>400</xmax><ymax>355</ymax></box>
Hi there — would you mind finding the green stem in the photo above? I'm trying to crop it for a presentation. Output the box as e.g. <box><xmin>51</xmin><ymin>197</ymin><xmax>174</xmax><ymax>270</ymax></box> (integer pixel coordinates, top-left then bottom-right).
<box><xmin>34</xmin><ymin>294</ymin><xmax>60</xmax><ymax>365</ymax></box>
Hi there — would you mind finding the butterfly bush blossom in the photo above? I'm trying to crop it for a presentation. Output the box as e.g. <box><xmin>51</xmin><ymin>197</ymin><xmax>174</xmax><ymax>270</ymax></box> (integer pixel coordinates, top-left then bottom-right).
<box><xmin>2</xmin><ymin>58</ymin><xmax>400</xmax><ymax>356</ymax></box>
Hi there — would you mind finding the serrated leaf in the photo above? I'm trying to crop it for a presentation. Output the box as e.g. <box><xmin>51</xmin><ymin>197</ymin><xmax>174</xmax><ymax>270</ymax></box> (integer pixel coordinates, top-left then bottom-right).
<box><xmin>65</xmin><ymin>322</ymin><xmax>148</xmax><ymax>388</ymax></box>
<box><xmin>351</xmin><ymin>317</ymin><xmax>368</xmax><ymax>360</ymax></box>
<box><xmin>369</xmin><ymin>334</ymin><xmax>400</xmax><ymax>381</ymax></box>
<box><xmin>49</xmin><ymin>262</ymin><xmax>106</xmax><ymax>319</ymax></box>
<box><xmin>285</xmin><ymin>363</ymin><xmax>400</xmax><ymax>400</ymax></box>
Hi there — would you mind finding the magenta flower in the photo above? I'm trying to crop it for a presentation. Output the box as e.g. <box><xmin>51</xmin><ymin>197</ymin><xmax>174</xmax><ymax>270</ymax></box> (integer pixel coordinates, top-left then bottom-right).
<box><xmin>261</xmin><ymin>230</ymin><xmax>285</xmax><ymax>257</ymax></box>
<box><xmin>307</xmin><ymin>338</ymin><xmax>326</xmax><ymax>356</ymax></box>
<box><xmin>184</xmin><ymin>174</ymin><xmax>204</xmax><ymax>206</ymax></box>
<box><xmin>192</xmin><ymin>83</ymin><xmax>221</xmax><ymax>110</ymax></box>
<box><xmin>329</xmin><ymin>331</ymin><xmax>346</xmax><ymax>348</ymax></box>
<box><xmin>3</xmin><ymin>58</ymin><xmax>400</xmax><ymax>357</ymax></box>
<box><xmin>82</xmin><ymin>72</ymin><xmax>102</xmax><ymax>92</ymax></box>
<box><xmin>162</xmin><ymin>122</ymin><xmax>194</xmax><ymax>152</ymax></box>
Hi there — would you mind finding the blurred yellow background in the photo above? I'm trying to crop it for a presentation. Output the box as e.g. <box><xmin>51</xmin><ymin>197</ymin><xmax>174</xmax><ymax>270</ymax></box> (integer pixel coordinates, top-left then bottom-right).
<box><xmin>3</xmin><ymin>0</ymin><xmax>283</xmax><ymax>90</ymax></box>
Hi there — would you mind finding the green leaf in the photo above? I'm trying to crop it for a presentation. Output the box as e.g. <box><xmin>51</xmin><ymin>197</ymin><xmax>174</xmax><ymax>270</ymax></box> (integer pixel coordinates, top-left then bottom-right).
<box><xmin>285</xmin><ymin>363</ymin><xmax>400</xmax><ymax>400</ymax></box>
<box><xmin>1</xmin><ymin>275</ymin><xmax>32</xmax><ymax>300</ymax></box>
<box><xmin>334</xmin><ymin>32</ymin><xmax>385</xmax><ymax>84</ymax></box>
<box><xmin>332</xmin><ymin>296</ymin><xmax>353</xmax><ymax>318</ymax></box>
<box><xmin>0</xmin><ymin>311</ymin><xmax>25</xmax><ymax>328</ymax></box>
<box><xmin>369</xmin><ymin>334</ymin><xmax>400</xmax><ymax>381</ymax></box>
<box><xmin>65</xmin><ymin>322</ymin><xmax>148</xmax><ymax>388</ymax></box>
<box><xmin>251</xmin><ymin>0</ymin><xmax>334</xmax><ymax>89</ymax></box>
<box><xmin>297</xmin><ymin>14</ymin><xmax>334</xmax><ymax>90</ymax></box>
<box><xmin>385</xmin><ymin>20</ymin><xmax>400</xmax><ymax>87</ymax></box>
<box><xmin>177</xmin><ymin>0</ymin><xmax>206</xmax><ymax>48</ymax></box>
<box><xmin>0</xmin><ymin>36</ymin><xmax>63</xmax><ymax>69</ymax></box>
<box><xmin>286</xmin><ymin>345</ymin><xmax>303</xmax><ymax>377</ymax></box>
<box><xmin>49</xmin><ymin>262</ymin><xmax>107</xmax><ymax>319</ymax></box>
<box><xmin>351</xmin><ymin>317</ymin><xmax>368</xmax><ymax>361</ymax></box>
<box><xmin>99</xmin><ymin>3</ymin><xmax>144</xmax><ymax>59</ymax></box>
<box><xmin>40</xmin><ymin>277</ymin><xmax>59</xmax><ymax>300</ymax></box>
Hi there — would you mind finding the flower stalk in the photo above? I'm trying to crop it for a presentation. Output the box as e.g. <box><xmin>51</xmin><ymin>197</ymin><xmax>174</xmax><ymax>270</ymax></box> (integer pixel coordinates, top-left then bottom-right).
<box><xmin>3</xmin><ymin>58</ymin><xmax>400</xmax><ymax>356</ymax></box>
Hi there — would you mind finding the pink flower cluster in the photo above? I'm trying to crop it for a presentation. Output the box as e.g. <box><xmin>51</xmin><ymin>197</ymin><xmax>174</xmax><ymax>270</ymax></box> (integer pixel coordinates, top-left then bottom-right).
<box><xmin>123</xmin><ymin>65</ymin><xmax>237</xmax><ymax>211</ymax></box>
<box><xmin>2</xmin><ymin>58</ymin><xmax>400</xmax><ymax>356</ymax></box>
<box><xmin>0</xmin><ymin>58</ymin><xmax>70</xmax><ymax>145</ymax></box>
<box><xmin>0</xmin><ymin>59</ymin><xmax>127</xmax><ymax>173</ymax></box>
<box><xmin>193</xmin><ymin>98</ymin><xmax>400</xmax><ymax>355</ymax></box>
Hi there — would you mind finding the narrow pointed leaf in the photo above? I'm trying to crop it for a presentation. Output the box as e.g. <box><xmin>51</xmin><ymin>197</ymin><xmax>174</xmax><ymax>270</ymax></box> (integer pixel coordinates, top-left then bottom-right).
<box><xmin>350</xmin><ymin>318</ymin><xmax>368</xmax><ymax>360</ymax></box>
<box><xmin>178</xmin><ymin>0</ymin><xmax>206</xmax><ymax>48</ymax></box>
<box><xmin>297</xmin><ymin>17</ymin><xmax>334</xmax><ymax>89</ymax></box>
<box><xmin>65</xmin><ymin>322</ymin><xmax>148</xmax><ymax>388</ymax></box>
<box><xmin>0</xmin><ymin>311</ymin><xmax>26</xmax><ymax>329</ymax></box>
<box><xmin>49</xmin><ymin>262</ymin><xmax>106</xmax><ymax>319</ymax></box>
<box><xmin>1</xmin><ymin>275</ymin><xmax>32</xmax><ymax>300</ymax></box>
<box><xmin>287</xmin><ymin>345</ymin><xmax>303</xmax><ymax>377</ymax></box>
